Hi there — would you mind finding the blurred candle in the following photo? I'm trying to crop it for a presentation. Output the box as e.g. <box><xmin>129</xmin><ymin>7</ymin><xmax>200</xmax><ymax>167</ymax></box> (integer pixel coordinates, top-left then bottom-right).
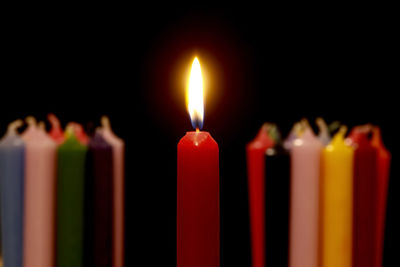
<box><xmin>289</xmin><ymin>127</ymin><xmax>322</xmax><ymax>267</ymax></box>
<box><xmin>0</xmin><ymin>120</ymin><xmax>25</xmax><ymax>267</ymax></box>
<box><xmin>22</xmin><ymin>117</ymin><xmax>57</xmax><ymax>267</ymax></box>
<box><xmin>264</xmin><ymin>143</ymin><xmax>289</xmax><ymax>267</ymax></box>
<box><xmin>56</xmin><ymin>129</ymin><xmax>87</xmax><ymax>267</ymax></box>
<box><xmin>371</xmin><ymin>127</ymin><xmax>391</xmax><ymax>267</ymax></box>
<box><xmin>84</xmin><ymin>131</ymin><xmax>113</xmax><ymax>267</ymax></box>
<box><xmin>246</xmin><ymin>124</ymin><xmax>274</xmax><ymax>267</ymax></box>
<box><xmin>321</xmin><ymin>126</ymin><xmax>353</xmax><ymax>267</ymax></box>
<box><xmin>48</xmin><ymin>113</ymin><xmax>65</xmax><ymax>144</ymax></box>
<box><xmin>100</xmin><ymin>116</ymin><xmax>125</xmax><ymax>267</ymax></box>
<box><xmin>349</xmin><ymin>129</ymin><xmax>377</xmax><ymax>267</ymax></box>
<box><xmin>177</xmin><ymin>57</ymin><xmax>219</xmax><ymax>267</ymax></box>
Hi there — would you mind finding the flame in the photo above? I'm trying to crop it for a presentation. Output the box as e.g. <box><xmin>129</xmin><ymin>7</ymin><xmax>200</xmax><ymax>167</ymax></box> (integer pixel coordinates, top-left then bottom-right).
<box><xmin>187</xmin><ymin>57</ymin><xmax>204</xmax><ymax>130</ymax></box>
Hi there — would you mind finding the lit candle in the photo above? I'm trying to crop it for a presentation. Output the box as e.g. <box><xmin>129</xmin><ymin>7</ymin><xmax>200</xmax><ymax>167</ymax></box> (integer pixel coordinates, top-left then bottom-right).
<box><xmin>0</xmin><ymin>120</ymin><xmax>25</xmax><ymax>267</ymax></box>
<box><xmin>371</xmin><ymin>127</ymin><xmax>391</xmax><ymax>267</ymax></box>
<box><xmin>56</xmin><ymin>129</ymin><xmax>87</xmax><ymax>267</ymax></box>
<box><xmin>289</xmin><ymin>126</ymin><xmax>322</xmax><ymax>267</ymax></box>
<box><xmin>348</xmin><ymin>127</ymin><xmax>377</xmax><ymax>267</ymax></box>
<box><xmin>320</xmin><ymin>126</ymin><xmax>353</xmax><ymax>267</ymax></box>
<box><xmin>100</xmin><ymin>116</ymin><xmax>125</xmax><ymax>267</ymax></box>
<box><xmin>177</xmin><ymin>57</ymin><xmax>219</xmax><ymax>267</ymax></box>
<box><xmin>22</xmin><ymin>117</ymin><xmax>57</xmax><ymax>267</ymax></box>
<box><xmin>246</xmin><ymin>124</ymin><xmax>274</xmax><ymax>267</ymax></box>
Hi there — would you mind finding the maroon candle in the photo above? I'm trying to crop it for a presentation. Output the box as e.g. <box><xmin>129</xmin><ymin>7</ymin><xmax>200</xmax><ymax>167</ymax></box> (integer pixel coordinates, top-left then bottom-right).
<box><xmin>85</xmin><ymin>131</ymin><xmax>113</xmax><ymax>267</ymax></box>
<box><xmin>351</xmin><ymin>131</ymin><xmax>378</xmax><ymax>267</ymax></box>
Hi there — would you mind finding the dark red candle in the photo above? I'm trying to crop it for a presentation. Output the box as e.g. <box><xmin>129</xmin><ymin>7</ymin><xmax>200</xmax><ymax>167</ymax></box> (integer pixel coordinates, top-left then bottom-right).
<box><xmin>177</xmin><ymin>57</ymin><xmax>219</xmax><ymax>267</ymax></box>
<box><xmin>371</xmin><ymin>127</ymin><xmax>391</xmax><ymax>267</ymax></box>
<box><xmin>246</xmin><ymin>124</ymin><xmax>274</xmax><ymax>267</ymax></box>
<box><xmin>351</xmin><ymin>131</ymin><xmax>378</xmax><ymax>267</ymax></box>
<box><xmin>85</xmin><ymin>131</ymin><xmax>113</xmax><ymax>267</ymax></box>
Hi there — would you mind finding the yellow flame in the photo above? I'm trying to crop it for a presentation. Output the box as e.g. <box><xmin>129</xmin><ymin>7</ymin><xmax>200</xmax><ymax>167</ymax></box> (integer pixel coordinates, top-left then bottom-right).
<box><xmin>187</xmin><ymin>57</ymin><xmax>204</xmax><ymax>129</ymax></box>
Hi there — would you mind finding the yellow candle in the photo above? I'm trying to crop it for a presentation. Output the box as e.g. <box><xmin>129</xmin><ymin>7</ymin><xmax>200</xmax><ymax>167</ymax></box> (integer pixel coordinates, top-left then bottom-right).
<box><xmin>320</xmin><ymin>126</ymin><xmax>353</xmax><ymax>267</ymax></box>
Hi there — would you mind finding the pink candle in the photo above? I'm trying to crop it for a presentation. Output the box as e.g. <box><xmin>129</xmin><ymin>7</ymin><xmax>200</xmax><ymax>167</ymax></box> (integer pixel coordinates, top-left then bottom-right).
<box><xmin>22</xmin><ymin>117</ymin><xmax>57</xmax><ymax>267</ymax></box>
<box><xmin>289</xmin><ymin>127</ymin><xmax>322</xmax><ymax>267</ymax></box>
<box><xmin>100</xmin><ymin>116</ymin><xmax>125</xmax><ymax>267</ymax></box>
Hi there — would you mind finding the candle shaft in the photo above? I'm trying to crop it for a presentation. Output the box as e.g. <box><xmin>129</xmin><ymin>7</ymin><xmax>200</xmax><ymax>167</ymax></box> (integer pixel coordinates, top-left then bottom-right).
<box><xmin>56</xmin><ymin>135</ymin><xmax>87</xmax><ymax>267</ymax></box>
<box><xmin>100</xmin><ymin>125</ymin><xmax>125</xmax><ymax>267</ymax></box>
<box><xmin>22</xmin><ymin>129</ymin><xmax>57</xmax><ymax>267</ymax></box>
<box><xmin>321</xmin><ymin>130</ymin><xmax>353</xmax><ymax>267</ymax></box>
<box><xmin>0</xmin><ymin>131</ymin><xmax>25</xmax><ymax>267</ymax></box>
<box><xmin>246</xmin><ymin>127</ymin><xmax>274</xmax><ymax>267</ymax></box>
<box><xmin>289</xmin><ymin>129</ymin><xmax>322</xmax><ymax>267</ymax></box>
<box><xmin>352</xmin><ymin>135</ymin><xmax>378</xmax><ymax>267</ymax></box>
<box><xmin>177</xmin><ymin>131</ymin><xmax>219</xmax><ymax>267</ymax></box>
<box><xmin>84</xmin><ymin>133</ymin><xmax>113</xmax><ymax>267</ymax></box>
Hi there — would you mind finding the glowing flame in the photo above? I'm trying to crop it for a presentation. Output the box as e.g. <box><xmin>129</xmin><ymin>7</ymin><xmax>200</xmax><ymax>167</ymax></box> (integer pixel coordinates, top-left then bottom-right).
<box><xmin>187</xmin><ymin>57</ymin><xmax>204</xmax><ymax>130</ymax></box>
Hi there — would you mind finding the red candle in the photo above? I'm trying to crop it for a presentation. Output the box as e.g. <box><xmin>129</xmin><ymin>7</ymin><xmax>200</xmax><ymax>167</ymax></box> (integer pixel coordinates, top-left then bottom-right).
<box><xmin>246</xmin><ymin>124</ymin><xmax>274</xmax><ymax>267</ymax></box>
<box><xmin>349</xmin><ymin>129</ymin><xmax>378</xmax><ymax>267</ymax></box>
<box><xmin>371</xmin><ymin>127</ymin><xmax>391</xmax><ymax>267</ymax></box>
<box><xmin>177</xmin><ymin>57</ymin><xmax>219</xmax><ymax>267</ymax></box>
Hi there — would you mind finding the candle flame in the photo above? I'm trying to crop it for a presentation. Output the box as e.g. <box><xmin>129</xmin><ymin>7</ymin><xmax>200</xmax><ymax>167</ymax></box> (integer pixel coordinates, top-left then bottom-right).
<box><xmin>187</xmin><ymin>57</ymin><xmax>204</xmax><ymax>130</ymax></box>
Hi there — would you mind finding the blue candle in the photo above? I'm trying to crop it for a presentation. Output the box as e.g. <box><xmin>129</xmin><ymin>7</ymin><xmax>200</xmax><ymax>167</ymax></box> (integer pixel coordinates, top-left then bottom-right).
<box><xmin>0</xmin><ymin>120</ymin><xmax>25</xmax><ymax>267</ymax></box>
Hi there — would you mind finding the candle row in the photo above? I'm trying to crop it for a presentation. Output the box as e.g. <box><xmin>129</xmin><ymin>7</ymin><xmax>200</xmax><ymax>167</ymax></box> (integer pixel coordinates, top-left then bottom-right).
<box><xmin>246</xmin><ymin>119</ymin><xmax>391</xmax><ymax>267</ymax></box>
<box><xmin>0</xmin><ymin>115</ymin><xmax>125</xmax><ymax>267</ymax></box>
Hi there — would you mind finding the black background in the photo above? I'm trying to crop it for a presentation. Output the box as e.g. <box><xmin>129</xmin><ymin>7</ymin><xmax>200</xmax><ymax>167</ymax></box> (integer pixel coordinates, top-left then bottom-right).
<box><xmin>2</xmin><ymin>6</ymin><xmax>398</xmax><ymax>266</ymax></box>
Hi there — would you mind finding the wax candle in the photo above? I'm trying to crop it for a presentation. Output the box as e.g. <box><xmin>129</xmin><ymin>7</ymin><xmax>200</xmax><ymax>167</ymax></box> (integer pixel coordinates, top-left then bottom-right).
<box><xmin>246</xmin><ymin>124</ymin><xmax>274</xmax><ymax>267</ymax></box>
<box><xmin>84</xmin><ymin>131</ymin><xmax>113</xmax><ymax>267</ymax></box>
<box><xmin>289</xmin><ymin>127</ymin><xmax>322</xmax><ymax>267</ymax></box>
<box><xmin>349</xmin><ymin>129</ymin><xmax>378</xmax><ymax>267</ymax></box>
<box><xmin>48</xmin><ymin>113</ymin><xmax>65</xmax><ymax>144</ymax></box>
<box><xmin>0</xmin><ymin>120</ymin><xmax>25</xmax><ymax>267</ymax></box>
<box><xmin>320</xmin><ymin>126</ymin><xmax>353</xmax><ymax>267</ymax></box>
<box><xmin>371</xmin><ymin>127</ymin><xmax>391</xmax><ymax>267</ymax></box>
<box><xmin>264</xmin><ymin>144</ymin><xmax>289</xmax><ymax>267</ymax></box>
<box><xmin>56</xmin><ymin>130</ymin><xmax>87</xmax><ymax>267</ymax></box>
<box><xmin>177</xmin><ymin>57</ymin><xmax>219</xmax><ymax>267</ymax></box>
<box><xmin>100</xmin><ymin>116</ymin><xmax>125</xmax><ymax>267</ymax></box>
<box><xmin>22</xmin><ymin>118</ymin><xmax>57</xmax><ymax>267</ymax></box>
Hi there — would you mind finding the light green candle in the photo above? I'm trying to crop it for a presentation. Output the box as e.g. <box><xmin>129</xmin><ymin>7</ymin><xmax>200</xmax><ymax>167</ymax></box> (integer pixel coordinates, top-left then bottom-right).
<box><xmin>56</xmin><ymin>133</ymin><xmax>87</xmax><ymax>267</ymax></box>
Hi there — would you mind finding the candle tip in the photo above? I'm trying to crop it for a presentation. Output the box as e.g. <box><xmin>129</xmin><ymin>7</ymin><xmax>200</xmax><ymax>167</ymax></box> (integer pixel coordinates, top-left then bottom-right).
<box><xmin>47</xmin><ymin>113</ymin><xmax>61</xmax><ymax>129</ymax></box>
<box><xmin>101</xmin><ymin>116</ymin><xmax>112</xmax><ymax>131</ymax></box>
<box><xmin>25</xmin><ymin>116</ymin><xmax>37</xmax><ymax>127</ymax></box>
<box><xmin>7</xmin><ymin>119</ymin><xmax>23</xmax><ymax>134</ymax></box>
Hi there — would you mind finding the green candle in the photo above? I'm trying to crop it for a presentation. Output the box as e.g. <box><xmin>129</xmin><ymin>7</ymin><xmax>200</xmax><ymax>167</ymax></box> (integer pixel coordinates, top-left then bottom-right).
<box><xmin>56</xmin><ymin>133</ymin><xmax>87</xmax><ymax>267</ymax></box>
